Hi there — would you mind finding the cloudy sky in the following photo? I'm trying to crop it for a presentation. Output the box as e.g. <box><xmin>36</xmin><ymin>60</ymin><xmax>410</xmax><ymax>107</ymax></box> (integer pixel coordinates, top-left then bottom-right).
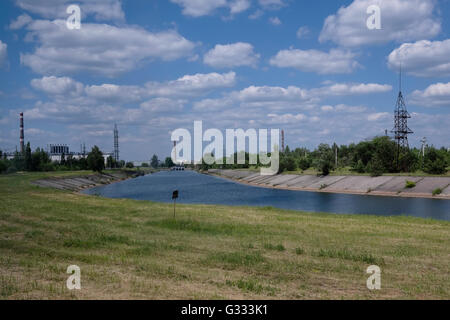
<box><xmin>0</xmin><ymin>0</ymin><xmax>449</xmax><ymax>161</ymax></box>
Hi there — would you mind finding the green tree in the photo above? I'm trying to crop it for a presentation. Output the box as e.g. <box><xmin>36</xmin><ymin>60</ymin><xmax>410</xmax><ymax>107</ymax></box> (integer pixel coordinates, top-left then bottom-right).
<box><xmin>24</xmin><ymin>142</ymin><xmax>32</xmax><ymax>171</ymax></box>
<box><xmin>298</xmin><ymin>157</ymin><xmax>311</xmax><ymax>171</ymax></box>
<box><xmin>150</xmin><ymin>154</ymin><xmax>159</xmax><ymax>168</ymax></box>
<box><xmin>60</xmin><ymin>152</ymin><xmax>66</xmax><ymax>166</ymax></box>
<box><xmin>0</xmin><ymin>159</ymin><xmax>7</xmax><ymax>173</ymax></box>
<box><xmin>126</xmin><ymin>162</ymin><xmax>134</xmax><ymax>168</ymax></box>
<box><xmin>424</xmin><ymin>147</ymin><xmax>447</xmax><ymax>174</ymax></box>
<box><xmin>354</xmin><ymin>160</ymin><xmax>365</xmax><ymax>173</ymax></box>
<box><xmin>66</xmin><ymin>154</ymin><xmax>74</xmax><ymax>169</ymax></box>
<box><xmin>279</xmin><ymin>156</ymin><xmax>297</xmax><ymax>172</ymax></box>
<box><xmin>314</xmin><ymin>144</ymin><xmax>335</xmax><ymax>176</ymax></box>
<box><xmin>106</xmin><ymin>156</ymin><xmax>117</xmax><ymax>169</ymax></box>
<box><xmin>79</xmin><ymin>157</ymin><xmax>88</xmax><ymax>170</ymax></box>
<box><xmin>367</xmin><ymin>154</ymin><xmax>384</xmax><ymax>177</ymax></box>
<box><xmin>164</xmin><ymin>157</ymin><xmax>175</xmax><ymax>168</ymax></box>
<box><xmin>398</xmin><ymin>148</ymin><xmax>419</xmax><ymax>173</ymax></box>
<box><xmin>371</xmin><ymin>136</ymin><xmax>396</xmax><ymax>173</ymax></box>
<box><xmin>31</xmin><ymin>148</ymin><xmax>42</xmax><ymax>171</ymax></box>
<box><xmin>87</xmin><ymin>146</ymin><xmax>105</xmax><ymax>173</ymax></box>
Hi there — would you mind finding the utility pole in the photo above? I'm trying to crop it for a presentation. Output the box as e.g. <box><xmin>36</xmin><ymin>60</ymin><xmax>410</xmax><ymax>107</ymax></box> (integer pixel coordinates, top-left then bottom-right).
<box><xmin>333</xmin><ymin>143</ymin><xmax>338</xmax><ymax>168</ymax></box>
<box><xmin>421</xmin><ymin>137</ymin><xmax>427</xmax><ymax>158</ymax></box>
<box><xmin>420</xmin><ymin>137</ymin><xmax>427</xmax><ymax>169</ymax></box>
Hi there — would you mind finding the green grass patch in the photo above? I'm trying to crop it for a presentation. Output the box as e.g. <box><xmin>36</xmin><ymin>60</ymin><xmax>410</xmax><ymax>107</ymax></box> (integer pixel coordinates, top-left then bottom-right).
<box><xmin>316</xmin><ymin>248</ymin><xmax>385</xmax><ymax>265</ymax></box>
<box><xmin>405</xmin><ymin>180</ymin><xmax>417</xmax><ymax>189</ymax></box>
<box><xmin>263</xmin><ymin>243</ymin><xmax>285</xmax><ymax>251</ymax></box>
<box><xmin>206</xmin><ymin>251</ymin><xmax>266</xmax><ymax>268</ymax></box>
<box><xmin>226</xmin><ymin>278</ymin><xmax>277</xmax><ymax>295</ymax></box>
<box><xmin>63</xmin><ymin>233</ymin><xmax>133</xmax><ymax>249</ymax></box>
<box><xmin>0</xmin><ymin>276</ymin><xmax>20</xmax><ymax>298</ymax></box>
<box><xmin>146</xmin><ymin>218</ymin><xmax>260</xmax><ymax>237</ymax></box>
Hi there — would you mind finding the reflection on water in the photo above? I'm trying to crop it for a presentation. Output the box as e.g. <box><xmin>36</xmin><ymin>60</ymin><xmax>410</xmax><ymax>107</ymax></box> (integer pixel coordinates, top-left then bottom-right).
<box><xmin>83</xmin><ymin>171</ymin><xmax>450</xmax><ymax>221</ymax></box>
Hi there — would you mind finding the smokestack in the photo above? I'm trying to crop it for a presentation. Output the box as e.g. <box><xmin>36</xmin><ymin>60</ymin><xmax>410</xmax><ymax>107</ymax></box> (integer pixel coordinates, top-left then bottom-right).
<box><xmin>281</xmin><ymin>130</ymin><xmax>285</xmax><ymax>153</ymax></box>
<box><xmin>173</xmin><ymin>141</ymin><xmax>177</xmax><ymax>163</ymax></box>
<box><xmin>20</xmin><ymin>113</ymin><xmax>24</xmax><ymax>154</ymax></box>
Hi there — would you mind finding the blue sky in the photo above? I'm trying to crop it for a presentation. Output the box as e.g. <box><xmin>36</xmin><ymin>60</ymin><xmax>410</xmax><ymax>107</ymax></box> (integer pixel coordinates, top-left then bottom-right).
<box><xmin>0</xmin><ymin>0</ymin><xmax>449</xmax><ymax>161</ymax></box>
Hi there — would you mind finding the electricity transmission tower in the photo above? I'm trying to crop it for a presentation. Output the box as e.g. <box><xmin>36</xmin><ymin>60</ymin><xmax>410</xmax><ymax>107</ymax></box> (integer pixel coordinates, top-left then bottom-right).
<box><xmin>391</xmin><ymin>67</ymin><xmax>413</xmax><ymax>169</ymax></box>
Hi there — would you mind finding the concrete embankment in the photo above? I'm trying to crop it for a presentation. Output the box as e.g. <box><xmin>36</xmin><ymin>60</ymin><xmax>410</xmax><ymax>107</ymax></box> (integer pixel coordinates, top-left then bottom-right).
<box><xmin>31</xmin><ymin>171</ymin><xmax>145</xmax><ymax>192</ymax></box>
<box><xmin>207</xmin><ymin>169</ymin><xmax>450</xmax><ymax>199</ymax></box>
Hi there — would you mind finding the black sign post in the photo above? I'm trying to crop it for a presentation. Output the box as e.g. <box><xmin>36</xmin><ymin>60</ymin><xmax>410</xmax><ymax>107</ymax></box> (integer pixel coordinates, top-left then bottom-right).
<box><xmin>172</xmin><ymin>190</ymin><xmax>179</xmax><ymax>218</ymax></box>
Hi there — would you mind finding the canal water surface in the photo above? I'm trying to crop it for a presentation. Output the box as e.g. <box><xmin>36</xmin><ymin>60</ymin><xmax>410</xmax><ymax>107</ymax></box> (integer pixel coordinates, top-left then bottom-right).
<box><xmin>83</xmin><ymin>171</ymin><xmax>450</xmax><ymax>221</ymax></box>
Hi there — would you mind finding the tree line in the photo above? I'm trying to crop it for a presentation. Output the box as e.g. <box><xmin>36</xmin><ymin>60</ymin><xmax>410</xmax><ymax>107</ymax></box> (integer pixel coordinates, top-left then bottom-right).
<box><xmin>0</xmin><ymin>143</ymin><xmax>177</xmax><ymax>174</ymax></box>
<box><xmin>2</xmin><ymin>137</ymin><xmax>448</xmax><ymax>175</ymax></box>
<box><xmin>0</xmin><ymin>144</ymin><xmax>111</xmax><ymax>173</ymax></box>
<box><xmin>199</xmin><ymin>136</ymin><xmax>449</xmax><ymax>176</ymax></box>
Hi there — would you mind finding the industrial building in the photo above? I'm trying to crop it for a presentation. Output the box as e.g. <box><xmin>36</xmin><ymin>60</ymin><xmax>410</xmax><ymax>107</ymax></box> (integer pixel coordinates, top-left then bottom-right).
<box><xmin>2</xmin><ymin>113</ymin><xmax>116</xmax><ymax>165</ymax></box>
<box><xmin>47</xmin><ymin>144</ymin><xmax>113</xmax><ymax>164</ymax></box>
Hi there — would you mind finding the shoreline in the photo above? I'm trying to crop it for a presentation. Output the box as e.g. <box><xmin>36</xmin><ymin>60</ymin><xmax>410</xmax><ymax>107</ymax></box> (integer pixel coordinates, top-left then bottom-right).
<box><xmin>205</xmin><ymin>170</ymin><xmax>450</xmax><ymax>200</ymax></box>
<box><xmin>31</xmin><ymin>170</ymin><xmax>147</xmax><ymax>193</ymax></box>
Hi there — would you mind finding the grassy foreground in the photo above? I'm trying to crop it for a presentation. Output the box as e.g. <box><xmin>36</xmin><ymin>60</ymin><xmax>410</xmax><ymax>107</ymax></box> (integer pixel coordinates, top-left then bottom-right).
<box><xmin>0</xmin><ymin>172</ymin><xmax>449</xmax><ymax>300</ymax></box>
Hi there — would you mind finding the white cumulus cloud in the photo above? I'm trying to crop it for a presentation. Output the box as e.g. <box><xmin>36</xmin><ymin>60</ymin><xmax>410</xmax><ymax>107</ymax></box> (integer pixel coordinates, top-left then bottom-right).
<box><xmin>204</xmin><ymin>43</ymin><xmax>260</xmax><ymax>68</ymax></box>
<box><xmin>269</xmin><ymin>17</ymin><xmax>281</xmax><ymax>25</ymax></box>
<box><xmin>319</xmin><ymin>0</ymin><xmax>441</xmax><ymax>47</ymax></box>
<box><xmin>388</xmin><ymin>39</ymin><xmax>450</xmax><ymax>77</ymax></box>
<box><xmin>229</xmin><ymin>0</ymin><xmax>251</xmax><ymax>14</ymax></box>
<box><xmin>258</xmin><ymin>0</ymin><xmax>285</xmax><ymax>10</ymax></box>
<box><xmin>31</xmin><ymin>76</ymin><xmax>84</xmax><ymax>96</ymax></box>
<box><xmin>14</xmin><ymin>0</ymin><xmax>125</xmax><ymax>22</ymax></box>
<box><xmin>146</xmin><ymin>72</ymin><xmax>236</xmax><ymax>97</ymax></box>
<box><xmin>10</xmin><ymin>14</ymin><xmax>32</xmax><ymax>29</ymax></box>
<box><xmin>0</xmin><ymin>41</ymin><xmax>7</xmax><ymax>67</ymax></box>
<box><xmin>410</xmin><ymin>82</ymin><xmax>450</xmax><ymax>107</ymax></box>
<box><xmin>296</xmin><ymin>26</ymin><xmax>310</xmax><ymax>39</ymax></box>
<box><xmin>368</xmin><ymin>112</ymin><xmax>390</xmax><ymax>121</ymax></box>
<box><xmin>316</xmin><ymin>83</ymin><xmax>392</xmax><ymax>96</ymax></box>
<box><xmin>21</xmin><ymin>20</ymin><xmax>196</xmax><ymax>77</ymax></box>
<box><xmin>270</xmin><ymin>48</ymin><xmax>360</xmax><ymax>74</ymax></box>
<box><xmin>170</xmin><ymin>0</ymin><xmax>228</xmax><ymax>17</ymax></box>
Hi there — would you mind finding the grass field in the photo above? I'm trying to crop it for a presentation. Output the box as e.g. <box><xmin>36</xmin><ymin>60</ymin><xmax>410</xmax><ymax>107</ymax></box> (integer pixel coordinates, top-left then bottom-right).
<box><xmin>0</xmin><ymin>171</ymin><xmax>449</xmax><ymax>299</ymax></box>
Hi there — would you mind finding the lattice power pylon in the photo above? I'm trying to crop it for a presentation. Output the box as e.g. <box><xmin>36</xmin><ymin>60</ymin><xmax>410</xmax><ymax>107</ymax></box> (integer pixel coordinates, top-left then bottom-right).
<box><xmin>391</xmin><ymin>69</ymin><xmax>413</xmax><ymax>167</ymax></box>
<box><xmin>392</xmin><ymin>91</ymin><xmax>413</xmax><ymax>148</ymax></box>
